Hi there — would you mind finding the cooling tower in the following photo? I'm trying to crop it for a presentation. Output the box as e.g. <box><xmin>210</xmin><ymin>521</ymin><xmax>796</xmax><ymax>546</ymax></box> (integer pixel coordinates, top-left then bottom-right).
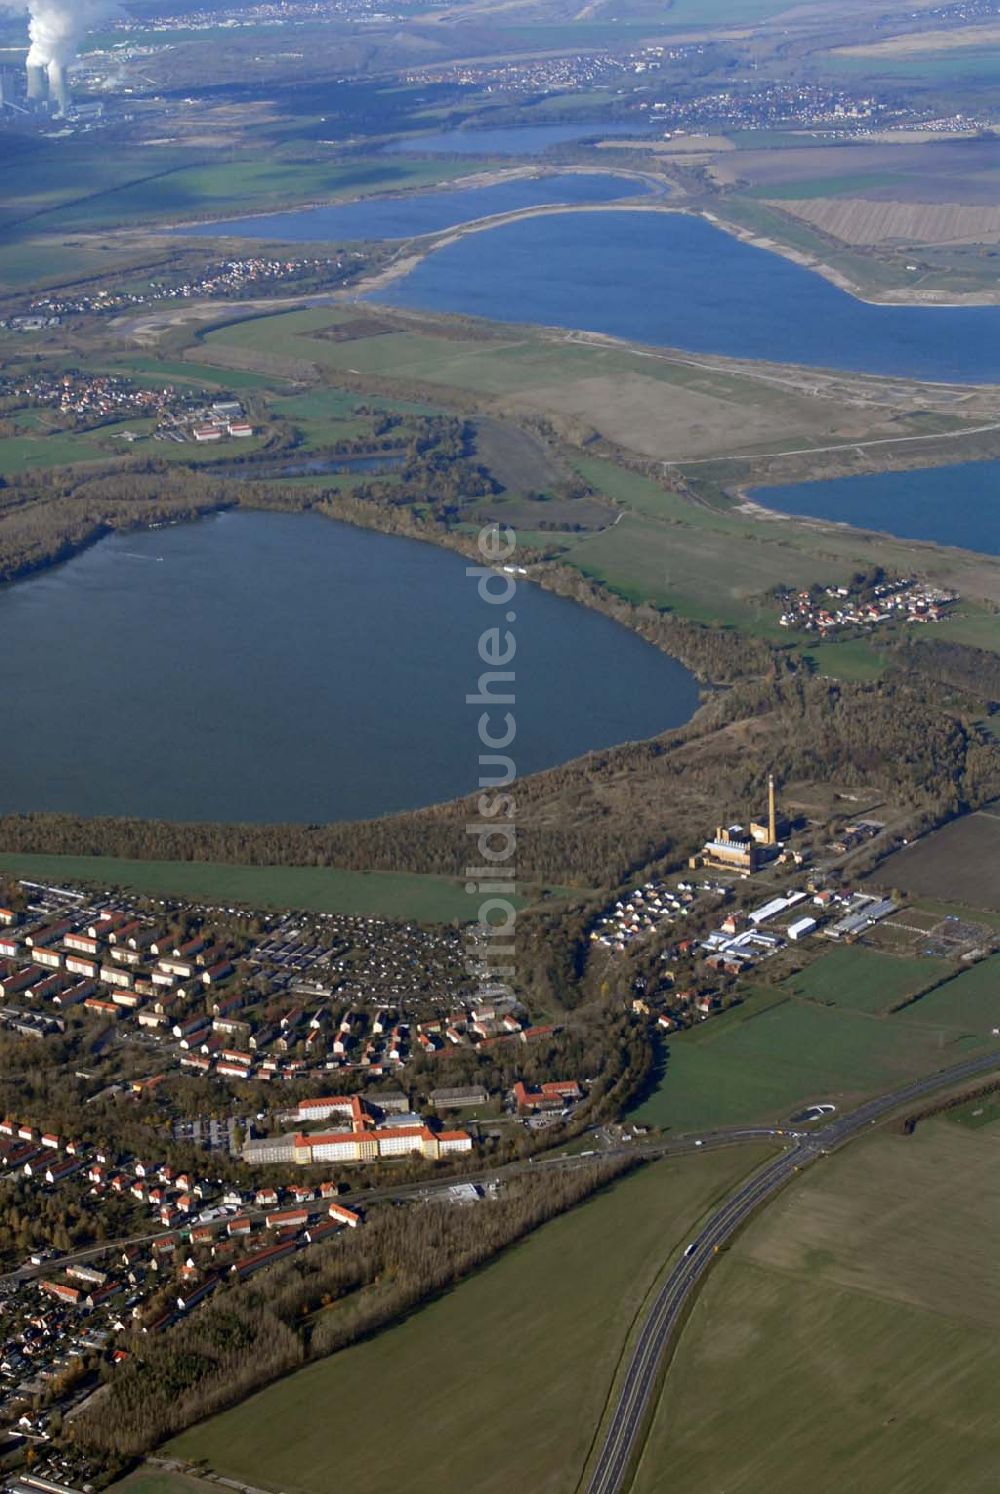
<box><xmin>47</xmin><ymin>59</ymin><xmax>69</xmax><ymax>113</ymax></box>
<box><xmin>26</xmin><ymin>60</ymin><xmax>48</xmax><ymax>101</ymax></box>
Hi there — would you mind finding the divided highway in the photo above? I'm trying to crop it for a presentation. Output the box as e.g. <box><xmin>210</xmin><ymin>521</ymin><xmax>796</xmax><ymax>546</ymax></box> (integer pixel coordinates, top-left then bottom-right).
<box><xmin>582</xmin><ymin>1051</ymin><xmax>1000</xmax><ymax>1494</ymax></box>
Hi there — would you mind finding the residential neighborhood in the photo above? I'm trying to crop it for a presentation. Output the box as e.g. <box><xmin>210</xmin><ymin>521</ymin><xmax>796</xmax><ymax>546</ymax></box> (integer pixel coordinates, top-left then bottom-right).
<box><xmin>777</xmin><ymin>576</ymin><xmax>957</xmax><ymax>636</ymax></box>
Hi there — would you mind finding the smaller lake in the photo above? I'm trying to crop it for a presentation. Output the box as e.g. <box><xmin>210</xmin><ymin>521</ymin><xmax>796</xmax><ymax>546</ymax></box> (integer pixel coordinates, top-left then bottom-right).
<box><xmin>0</xmin><ymin>511</ymin><xmax>699</xmax><ymax>824</ymax></box>
<box><xmin>177</xmin><ymin>172</ymin><xmax>644</xmax><ymax>243</ymax></box>
<box><xmin>386</xmin><ymin>122</ymin><xmax>656</xmax><ymax>156</ymax></box>
<box><xmin>753</xmin><ymin>459</ymin><xmax>1000</xmax><ymax>556</ymax></box>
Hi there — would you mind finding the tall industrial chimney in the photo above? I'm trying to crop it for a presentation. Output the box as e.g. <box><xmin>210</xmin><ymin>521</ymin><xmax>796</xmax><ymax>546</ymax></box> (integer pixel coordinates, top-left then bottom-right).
<box><xmin>47</xmin><ymin>60</ymin><xmax>69</xmax><ymax>114</ymax></box>
<box><xmin>767</xmin><ymin>774</ymin><xmax>777</xmax><ymax>845</ymax></box>
<box><xmin>26</xmin><ymin>61</ymin><xmax>47</xmax><ymax>102</ymax></box>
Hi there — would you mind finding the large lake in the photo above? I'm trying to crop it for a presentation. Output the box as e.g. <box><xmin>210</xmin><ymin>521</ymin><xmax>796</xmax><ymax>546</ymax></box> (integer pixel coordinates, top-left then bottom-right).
<box><xmin>178</xmin><ymin>172</ymin><xmax>643</xmax><ymax>243</ymax></box>
<box><xmin>386</xmin><ymin>123</ymin><xmax>655</xmax><ymax>155</ymax></box>
<box><xmin>752</xmin><ymin>459</ymin><xmax>1000</xmax><ymax>555</ymax></box>
<box><xmin>376</xmin><ymin>211</ymin><xmax>1000</xmax><ymax>382</ymax></box>
<box><xmin>0</xmin><ymin>512</ymin><xmax>699</xmax><ymax>823</ymax></box>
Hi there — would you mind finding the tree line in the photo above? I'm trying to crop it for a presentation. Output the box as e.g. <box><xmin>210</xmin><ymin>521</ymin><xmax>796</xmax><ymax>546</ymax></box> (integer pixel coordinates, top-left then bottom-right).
<box><xmin>2</xmin><ymin>672</ymin><xmax>996</xmax><ymax>893</ymax></box>
<box><xmin>75</xmin><ymin>1155</ymin><xmax>641</xmax><ymax>1468</ymax></box>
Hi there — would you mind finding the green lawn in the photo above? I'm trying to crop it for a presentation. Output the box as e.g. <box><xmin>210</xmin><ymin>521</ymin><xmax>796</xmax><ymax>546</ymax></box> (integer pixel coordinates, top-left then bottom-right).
<box><xmin>163</xmin><ymin>1147</ymin><xmax>773</xmax><ymax>1494</ymax></box>
<box><xmin>636</xmin><ymin>1122</ymin><xmax>1000</xmax><ymax>1494</ymax></box>
<box><xmin>565</xmin><ymin>509</ymin><xmax>846</xmax><ymax>626</ymax></box>
<box><xmin>783</xmin><ymin>945</ymin><xmax>951</xmax><ymax>1014</ymax></box>
<box><xmin>633</xmin><ymin>988</ymin><xmax>990</xmax><ymax>1132</ymax></box>
<box><xmin>0</xmin><ymin>853</ymin><xmax>490</xmax><ymax>922</ymax></box>
<box><xmin>270</xmin><ymin>388</ymin><xmax>439</xmax><ymax>420</ymax></box>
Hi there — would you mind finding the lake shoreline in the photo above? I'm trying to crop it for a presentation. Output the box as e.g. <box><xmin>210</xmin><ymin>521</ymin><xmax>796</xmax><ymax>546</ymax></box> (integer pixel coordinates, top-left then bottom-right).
<box><xmin>0</xmin><ymin>501</ymin><xmax>708</xmax><ymax>827</ymax></box>
<box><xmin>350</xmin><ymin>200</ymin><xmax>1000</xmax><ymax>309</ymax></box>
<box><xmin>141</xmin><ymin>169</ymin><xmax>997</xmax><ymax>307</ymax></box>
<box><xmin>153</xmin><ymin>163</ymin><xmax>657</xmax><ymax>236</ymax></box>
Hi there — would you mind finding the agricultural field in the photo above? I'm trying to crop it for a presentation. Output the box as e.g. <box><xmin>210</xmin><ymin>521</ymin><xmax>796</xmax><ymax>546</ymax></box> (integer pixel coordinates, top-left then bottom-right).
<box><xmin>0</xmin><ymin>853</ymin><xmax>493</xmax><ymax>922</ymax></box>
<box><xmin>877</xmin><ymin>807</ymin><xmax>1000</xmax><ymax>911</ymax></box>
<box><xmin>773</xmin><ymin>198</ymin><xmax>1000</xmax><ymax>248</ymax></box>
<box><xmin>897</xmin><ymin>954</ymin><xmax>1000</xmax><ymax>1035</ymax></box>
<box><xmin>832</xmin><ymin>23</ymin><xmax>1000</xmax><ymax>60</ymax></box>
<box><xmin>9</xmin><ymin>157</ymin><xmax>478</xmax><ymax>237</ymax></box>
<box><xmin>632</xmin><ymin>987</ymin><xmax>994</xmax><ymax>1133</ymax></box>
<box><xmin>162</xmin><ymin>1147</ymin><xmax>774</xmax><ymax>1494</ymax></box>
<box><xmin>825</xmin><ymin>44</ymin><xmax>1000</xmax><ymax>81</ymax></box>
<box><xmin>636</xmin><ymin>1122</ymin><xmax>1000</xmax><ymax>1494</ymax></box>
<box><xmin>112</xmin><ymin>1475</ymin><xmax>215</xmax><ymax>1494</ymax></box>
<box><xmin>713</xmin><ymin>139</ymin><xmax>1000</xmax><ymax>204</ymax></box>
<box><xmin>782</xmin><ymin>945</ymin><xmax>950</xmax><ymax>1014</ymax></box>
<box><xmin>0</xmin><ymin>429</ymin><xmax>107</xmax><ymax>475</ymax></box>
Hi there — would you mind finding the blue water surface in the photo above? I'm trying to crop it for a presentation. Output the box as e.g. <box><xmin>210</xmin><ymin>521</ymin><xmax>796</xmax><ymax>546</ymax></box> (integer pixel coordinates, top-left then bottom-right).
<box><xmin>178</xmin><ymin>172</ymin><xmax>644</xmax><ymax>242</ymax></box>
<box><xmin>0</xmin><ymin>511</ymin><xmax>699</xmax><ymax>823</ymax></box>
<box><xmin>376</xmin><ymin>210</ymin><xmax>1000</xmax><ymax>382</ymax></box>
<box><xmin>753</xmin><ymin>459</ymin><xmax>1000</xmax><ymax>554</ymax></box>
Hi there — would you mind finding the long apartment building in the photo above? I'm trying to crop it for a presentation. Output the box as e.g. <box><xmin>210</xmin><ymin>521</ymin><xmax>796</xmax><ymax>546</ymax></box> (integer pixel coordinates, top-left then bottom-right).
<box><xmin>293</xmin><ymin>1125</ymin><xmax>472</xmax><ymax>1165</ymax></box>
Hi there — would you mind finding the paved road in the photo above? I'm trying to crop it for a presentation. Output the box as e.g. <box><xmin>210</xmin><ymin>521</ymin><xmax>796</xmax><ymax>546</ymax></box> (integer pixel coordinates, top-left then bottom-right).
<box><xmin>582</xmin><ymin>1051</ymin><xmax>1000</xmax><ymax>1494</ymax></box>
<box><xmin>0</xmin><ymin>1123</ymin><xmax>781</xmax><ymax>1287</ymax></box>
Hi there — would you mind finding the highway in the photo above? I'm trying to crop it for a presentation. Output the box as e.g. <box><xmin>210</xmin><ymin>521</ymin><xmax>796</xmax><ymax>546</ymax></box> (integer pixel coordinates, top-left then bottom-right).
<box><xmin>581</xmin><ymin>1050</ymin><xmax>1000</xmax><ymax>1494</ymax></box>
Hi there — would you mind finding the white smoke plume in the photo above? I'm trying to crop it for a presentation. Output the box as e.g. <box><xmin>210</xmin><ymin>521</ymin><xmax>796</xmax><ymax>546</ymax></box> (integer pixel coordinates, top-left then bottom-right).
<box><xmin>0</xmin><ymin>0</ymin><xmax>121</xmax><ymax>70</ymax></box>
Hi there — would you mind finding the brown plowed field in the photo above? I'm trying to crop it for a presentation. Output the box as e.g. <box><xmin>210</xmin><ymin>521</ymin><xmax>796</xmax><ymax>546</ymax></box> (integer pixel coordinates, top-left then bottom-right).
<box><xmin>772</xmin><ymin>197</ymin><xmax>1000</xmax><ymax>246</ymax></box>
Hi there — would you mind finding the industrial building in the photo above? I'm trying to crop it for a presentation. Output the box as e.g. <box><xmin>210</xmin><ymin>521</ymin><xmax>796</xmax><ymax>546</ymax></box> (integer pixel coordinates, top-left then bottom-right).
<box><xmin>690</xmin><ymin>774</ymin><xmax>786</xmax><ymax>873</ymax></box>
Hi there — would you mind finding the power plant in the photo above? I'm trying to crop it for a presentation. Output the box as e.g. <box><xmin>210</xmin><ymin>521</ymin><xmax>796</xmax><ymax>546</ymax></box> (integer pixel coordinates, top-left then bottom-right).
<box><xmin>1</xmin><ymin>0</ymin><xmax>120</xmax><ymax>121</ymax></box>
<box><xmin>690</xmin><ymin>773</ymin><xmax>789</xmax><ymax>874</ymax></box>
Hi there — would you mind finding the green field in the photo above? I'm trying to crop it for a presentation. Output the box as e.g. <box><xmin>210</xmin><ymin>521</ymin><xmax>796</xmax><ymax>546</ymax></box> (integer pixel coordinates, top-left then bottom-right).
<box><xmin>0</xmin><ymin>853</ymin><xmax>491</xmax><ymax>922</ymax></box>
<box><xmin>0</xmin><ymin>430</ymin><xmax>102</xmax><ymax>474</ymax></box>
<box><xmin>112</xmin><ymin>1475</ymin><xmax>215</xmax><ymax>1494</ymax></box>
<box><xmin>636</xmin><ymin>1122</ymin><xmax>1000</xmax><ymax>1494</ymax></box>
<box><xmin>947</xmin><ymin>1094</ymin><xmax>1000</xmax><ymax>1129</ymax></box>
<box><xmin>14</xmin><ymin>158</ymin><xmax>477</xmax><ymax>236</ymax></box>
<box><xmin>783</xmin><ymin>945</ymin><xmax>951</xmax><ymax>1014</ymax></box>
<box><xmin>162</xmin><ymin>1147</ymin><xmax>773</xmax><ymax>1494</ymax></box>
<box><xmin>111</xmin><ymin>357</ymin><xmax>284</xmax><ymax>392</ymax></box>
<box><xmin>898</xmin><ymin>954</ymin><xmax>1000</xmax><ymax>1034</ymax></box>
<box><xmin>825</xmin><ymin>45</ymin><xmax>1000</xmax><ymax>81</ymax></box>
<box><xmin>748</xmin><ymin>171</ymin><xmax>906</xmax><ymax>201</ymax></box>
<box><xmin>633</xmin><ymin>988</ymin><xmax>990</xmax><ymax>1132</ymax></box>
<box><xmin>801</xmin><ymin>638</ymin><xmax>888</xmax><ymax>681</ymax></box>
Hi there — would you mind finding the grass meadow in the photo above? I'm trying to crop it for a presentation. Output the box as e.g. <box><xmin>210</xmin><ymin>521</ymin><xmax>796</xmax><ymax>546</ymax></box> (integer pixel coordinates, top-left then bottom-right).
<box><xmin>633</xmin><ymin>984</ymin><xmax>991</xmax><ymax>1133</ymax></box>
<box><xmin>0</xmin><ymin>853</ymin><xmax>487</xmax><ymax>922</ymax></box>
<box><xmin>782</xmin><ymin>945</ymin><xmax>951</xmax><ymax>1014</ymax></box>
